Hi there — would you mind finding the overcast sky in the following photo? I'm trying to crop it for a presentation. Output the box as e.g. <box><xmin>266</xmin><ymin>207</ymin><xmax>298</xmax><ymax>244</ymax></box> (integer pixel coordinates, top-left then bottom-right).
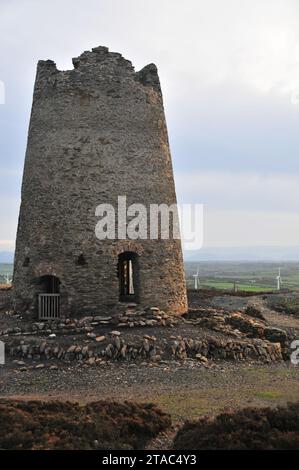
<box><xmin>1</xmin><ymin>0</ymin><xmax>299</xmax><ymax>251</ymax></box>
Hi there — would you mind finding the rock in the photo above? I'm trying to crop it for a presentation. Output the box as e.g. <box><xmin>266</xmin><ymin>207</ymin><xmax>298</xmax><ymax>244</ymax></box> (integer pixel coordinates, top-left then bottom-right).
<box><xmin>145</xmin><ymin>320</ymin><xmax>157</xmax><ymax>326</ymax></box>
<box><xmin>143</xmin><ymin>339</ymin><xmax>150</xmax><ymax>353</ymax></box>
<box><xmin>244</xmin><ymin>305</ymin><xmax>265</xmax><ymax>321</ymax></box>
<box><xmin>50</xmin><ymin>365</ymin><xmax>58</xmax><ymax>370</ymax></box>
<box><xmin>85</xmin><ymin>326</ymin><xmax>94</xmax><ymax>332</ymax></box>
<box><xmin>152</xmin><ymin>354</ymin><xmax>161</xmax><ymax>362</ymax></box>
<box><xmin>264</xmin><ymin>327</ymin><xmax>287</xmax><ymax>343</ymax></box>
<box><xmin>39</xmin><ymin>342</ymin><xmax>47</xmax><ymax>354</ymax></box>
<box><xmin>149</xmin><ymin>348</ymin><xmax>157</xmax><ymax>359</ymax></box>
<box><xmin>105</xmin><ymin>343</ymin><xmax>114</xmax><ymax>358</ymax></box>
<box><xmin>143</xmin><ymin>334</ymin><xmax>156</xmax><ymax>341</ymax></box>
<box><xmin>94</xmin><ymin>316</ymin><xmax>112</xmax><ymax>322</ymax></box>
<box><xmin>95</xmin><ymin>336</ymin><xmax>106</xmax><ymax>342</ymax></box>
<box><xmin>111</xmin><ymin>330</ymin><xmax>121</xmax><ymax>336</ymax></box>
<box><xmin>87</xmin><ymin>332</ymin><xmax>96</xmax><ymax>339</ymax></box>
<box><xmin>35</xmin><ymin>363</ymin><xmax>45</xmax><ymax>369</ymax></box>
<box><xmin>78</xmin><ymin>316</ymin><xmax>93</xmax><ymax>325</ymax></box>
<box><xmin>21</xmin><ymin>345</ymin><xmax>29</xmax><ymax>355</ymax></box>
<box><xmin>48</xmin><ymin>333</ymin><xmax>56</xmax><ymax>338</ymax></box>
<box><xmin>120</xmin><ymin>344</ymin><xmax>127</xmax><ymax>358</ymax></box>
<box><xmin>195</xmin><ymin>353</ymin><xmax>209</xmax><ymax>362</ymax></box>
<box><xmin>113</xmin><ymin>336</ymin><xmax>122</xmax><ymax>350</ymax></box>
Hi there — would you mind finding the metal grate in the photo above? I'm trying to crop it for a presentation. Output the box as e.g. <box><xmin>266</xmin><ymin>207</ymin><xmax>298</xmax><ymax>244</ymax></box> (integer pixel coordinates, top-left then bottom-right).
<box><xmin>38</xmin><ymin>293</ymin><xmax>60</xmax><ymax>320</ymax></box>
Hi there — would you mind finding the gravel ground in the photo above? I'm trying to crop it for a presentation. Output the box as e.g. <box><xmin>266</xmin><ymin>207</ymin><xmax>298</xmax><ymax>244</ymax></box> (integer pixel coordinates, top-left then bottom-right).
<box><xmin>0</xmin><ymin>360</ymin><xmax>298</xmax><ymax>420</ymax></box>
<box><xmin>1</xmin><ymin>289</ymin><xmax>299</xmax><ymax>450</ymax></box>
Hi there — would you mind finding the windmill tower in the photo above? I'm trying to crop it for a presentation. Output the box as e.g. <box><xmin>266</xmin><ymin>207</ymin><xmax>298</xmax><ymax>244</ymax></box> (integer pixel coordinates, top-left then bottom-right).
<box><xmin>12</xmin><ymin>46</ymin><xmax>188</xmax><ymax>319</ymax></box>
<box><xmin>193</xmin><ymin>266</ymin><xmax>200</xmax><ymax>290</ymax></box>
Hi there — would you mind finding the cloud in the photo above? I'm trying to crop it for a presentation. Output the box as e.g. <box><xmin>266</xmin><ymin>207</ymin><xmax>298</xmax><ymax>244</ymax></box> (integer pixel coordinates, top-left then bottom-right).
<box><xmin>0</xmin><ymin>240</ymin><xmax>15</xmax><ymax>249</ymax></box>
<box><xmin>176</xmin><ymin>171</ymin><xmax>299</xmax><ymax>212</ymax></box>
<box><xmin>1</xmin><ymin>0</ymin><xmax>299</xmax><ymax>249</ymax></box>
<box><xmin>0</xmin><ymin>196</ymin><xmax>20</xmax><ymax>246</ymax></box>
<box><xmin>203</xmin><ymin>209</ymin><xmax>299</xmax><ymax>247</ymax></box>
<box><xmin>176</xmin><ymin>170</ymin><xmax>299</xmax><ymax>246</ymax></box>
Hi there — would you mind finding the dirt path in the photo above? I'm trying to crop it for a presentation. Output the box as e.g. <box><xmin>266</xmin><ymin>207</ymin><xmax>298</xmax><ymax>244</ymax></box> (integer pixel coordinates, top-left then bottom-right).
<box><xmin>209</xmin><ymin>293</ymin><xmax>299</xmax><ymax>333</ymax></box>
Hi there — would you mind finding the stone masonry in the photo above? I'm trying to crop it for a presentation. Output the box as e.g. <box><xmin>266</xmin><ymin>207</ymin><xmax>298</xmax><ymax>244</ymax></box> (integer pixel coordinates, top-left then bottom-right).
<box><xmin>13</xmin><ymin>46</ymin><xmax>188</xmax><ymax>317</ymax></box>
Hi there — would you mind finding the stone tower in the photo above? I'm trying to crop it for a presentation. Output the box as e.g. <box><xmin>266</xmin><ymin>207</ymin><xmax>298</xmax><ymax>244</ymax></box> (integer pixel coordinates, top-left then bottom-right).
<box><xmin>13</xmin><ymin>46</ymin><xmax>188</xmax><ymax>318</ymax></box>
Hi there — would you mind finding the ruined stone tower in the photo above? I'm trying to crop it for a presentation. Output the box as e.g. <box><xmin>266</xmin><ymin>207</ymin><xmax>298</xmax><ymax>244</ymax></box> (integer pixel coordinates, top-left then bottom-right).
<box><xmin>13</xmin><ymin>46</ymin><xmax>188</xmax><ymax>318</ymax></box>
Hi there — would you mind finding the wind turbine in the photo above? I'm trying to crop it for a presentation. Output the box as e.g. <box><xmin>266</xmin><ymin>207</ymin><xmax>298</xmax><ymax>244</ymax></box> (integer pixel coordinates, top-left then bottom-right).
<box><xmin>276</xmin><ymin>268</ymin><xmax>282</xmax><ymax>291</ymax></box>
<box><xmin>3</xmin><ymin>273</ymin><xmax>12</xmax><ymax>285</ymax></box>
<box><xmin>193</xmin><ymin>266</ymin><xmax>199</xmax><ymax>290</ymax></box>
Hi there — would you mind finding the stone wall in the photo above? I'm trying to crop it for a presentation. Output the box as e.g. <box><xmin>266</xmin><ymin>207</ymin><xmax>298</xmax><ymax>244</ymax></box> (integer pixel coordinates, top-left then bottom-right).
<box><xmin>13</xmin><ymin>46</ymin><xmax>187</xmax><ymax>317</ymax></box>
<box><xmin>7</xmin><ymin>334</ymin><xmax>283</xmax><ymax>365</ymax></box>
<box><xmin>0</xmin><ymin>289</ymin><xmax>11</xmax><ymax>310</ymax></box>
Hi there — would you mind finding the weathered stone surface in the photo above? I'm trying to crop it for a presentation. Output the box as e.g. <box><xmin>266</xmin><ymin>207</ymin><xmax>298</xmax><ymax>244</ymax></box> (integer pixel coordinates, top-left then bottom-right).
<box><xmin>12</xmin><ymin>45</ymin><xmax>188</xmax><ymax>318</ymax></box>
<box><xmin>95</xmin><ymin>335</ymin><xmax>106</xmax><ymax>342</ymax></box>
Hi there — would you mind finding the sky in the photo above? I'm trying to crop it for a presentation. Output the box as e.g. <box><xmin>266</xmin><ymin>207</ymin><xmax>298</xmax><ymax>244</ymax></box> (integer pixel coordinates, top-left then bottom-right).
<box><xmin>1</xmin><ymin>0</ymin><xmax>299</xmax><ymax>251</ymax></box>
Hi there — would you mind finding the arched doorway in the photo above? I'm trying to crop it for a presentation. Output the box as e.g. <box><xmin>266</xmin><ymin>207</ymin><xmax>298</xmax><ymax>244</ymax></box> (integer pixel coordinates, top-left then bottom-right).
<box><xmin>37</xmin><ymin>275</ymin><xmax>60</xmax><ymax>319</ymax></box>
<box><xmin>38</xmin><ymin>275</ymin><xmax>60</xmax><ymax>294</ymax></box>
<box><xmin>118</xmin><ymin>252</ymin><xmax>139</xmax><ymax>302</ymax></box>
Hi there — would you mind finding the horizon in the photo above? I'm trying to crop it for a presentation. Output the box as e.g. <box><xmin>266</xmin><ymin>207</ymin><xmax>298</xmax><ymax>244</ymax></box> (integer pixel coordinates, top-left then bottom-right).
<box><xmin>3</xmin><ymin>245</ymin><xmax>299</xmax><ymax>263</ymax></box>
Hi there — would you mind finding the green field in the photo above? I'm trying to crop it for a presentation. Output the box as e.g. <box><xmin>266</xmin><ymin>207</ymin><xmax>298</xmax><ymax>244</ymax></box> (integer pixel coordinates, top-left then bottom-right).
<box><xmin>185</xmin><ymin>261</ymin><xmax>299</xmax><ymax>292</ymax></box>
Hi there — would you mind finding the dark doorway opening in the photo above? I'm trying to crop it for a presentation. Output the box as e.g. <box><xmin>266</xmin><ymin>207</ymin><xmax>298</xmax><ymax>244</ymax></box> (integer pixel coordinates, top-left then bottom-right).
<box><xmin>38</xmin><ymin>275</ymin><xmax>60</xmax><ymax>294</ymax></box>
<box><xmin>118</xmin><ymin>252</ymin><xmax>139</xmax><ymax>302</ymax></box>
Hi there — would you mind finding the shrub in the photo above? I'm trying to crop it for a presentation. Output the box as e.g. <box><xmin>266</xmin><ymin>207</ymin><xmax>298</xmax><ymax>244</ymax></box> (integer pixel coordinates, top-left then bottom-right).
<box><xmin>244</xmin><ymin>306</ymin><xmax>265</xmax><ymax>321</ymax></box>
<box><xmin>173</xmin><ymin>402</ymin><xmax>299</xmax><ymax>450</ymax></box>
<box><xmin>0</xmin><ymin>399</ymin><xmax>171</xmax><ymax>450</ymax></box>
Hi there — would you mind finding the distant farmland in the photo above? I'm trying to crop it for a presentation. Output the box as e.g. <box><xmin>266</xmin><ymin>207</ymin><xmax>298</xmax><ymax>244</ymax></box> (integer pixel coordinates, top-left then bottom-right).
<box><xmin>185</xmin><ymin>261</ymin><xmax>299</xmax><ymax>292</ymax></box>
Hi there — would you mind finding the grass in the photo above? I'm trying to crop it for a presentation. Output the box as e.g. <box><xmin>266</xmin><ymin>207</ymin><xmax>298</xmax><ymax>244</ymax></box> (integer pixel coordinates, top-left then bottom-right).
<box><xmin>199</xmin><ymin>280</ymin><xmax>274</xmax><ymax>292</ymax></box>
<box><xmin>149</xmin><ymin>391</ymin><xmax>209</xmax><ymax>421</ymax></box>
<box><xmin>185</xmin><ymin>261</ymin><xmax>299</xmax><ymax>292</ymax></box>
<box><xmin>255</xmin><ymin>391</ymin><xmax>284</xmax><ymax>400</ymax></box>
<box><xmin>141</xmin><ymin>365</ymin><xmax>299</xmax><ymax>422</ymax></box>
